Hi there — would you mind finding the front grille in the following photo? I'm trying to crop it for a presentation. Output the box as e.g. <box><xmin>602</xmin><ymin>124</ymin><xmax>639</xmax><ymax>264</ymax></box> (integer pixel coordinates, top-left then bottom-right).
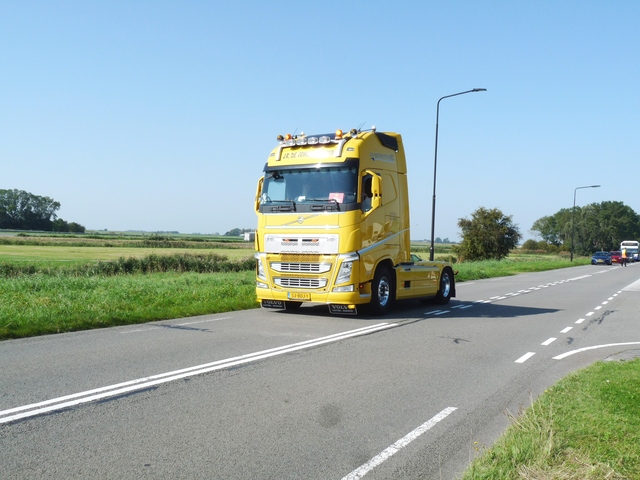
<box><xmin>271</xmin><ymin>262</ymin><xmax>331</xmax><ymax>273</ymax></box>
<box><xmin>301</xmin><ymin>240</ymin><xmax>320</xmax><ymax>247</ymax></box>
<box><xmin>281</xmin><ymin>254</ymin><xmax>321</xmax><ymax>262</ymax></box>
<box><xmin>275</xmin><ymin>278</ymin><xmax>327</xmax><ymax>288</ymax></box>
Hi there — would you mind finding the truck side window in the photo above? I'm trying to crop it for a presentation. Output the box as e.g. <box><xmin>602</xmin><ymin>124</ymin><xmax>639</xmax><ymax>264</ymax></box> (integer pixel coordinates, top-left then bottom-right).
<box><xmin>362</xmin><ymin>175</ymin><xmax>373</xmax><ymax>212</ymax></box>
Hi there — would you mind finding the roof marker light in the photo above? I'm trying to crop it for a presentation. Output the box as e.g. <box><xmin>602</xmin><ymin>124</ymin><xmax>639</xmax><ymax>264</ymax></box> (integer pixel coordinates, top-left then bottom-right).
<box><xmin>283</xmin><ymin>133</ymin><xmax>296</xmax><ymax>146</ymax></box>
<box><xmin>335</xmin><ymin>129</ymin><xmax>343</xmax><ymax>139</ymax></box>
<box><xmin>319</xmin><ymin>135</ymin><xmax>331</xmax><ymax>144</ymax></box>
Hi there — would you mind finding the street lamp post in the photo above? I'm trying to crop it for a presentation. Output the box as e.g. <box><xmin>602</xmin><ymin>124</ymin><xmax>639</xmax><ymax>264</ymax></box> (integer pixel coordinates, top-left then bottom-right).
<box><xmin>429</xmin><ymin>88</ymin><xmax>487</xmax><ymax>261</ymax></box>
<box><xmin>570</xmin><ymin>184</ymin><xmax>600</xmax><ymax>261</ymax></box>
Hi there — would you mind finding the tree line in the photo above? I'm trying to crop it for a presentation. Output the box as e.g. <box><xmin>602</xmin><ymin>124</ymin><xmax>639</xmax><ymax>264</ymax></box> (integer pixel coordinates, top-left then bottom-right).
<box><xmin>0</xmin><ymin>189</ymin><xmax>86</xmax><ymax>233</ymax></box>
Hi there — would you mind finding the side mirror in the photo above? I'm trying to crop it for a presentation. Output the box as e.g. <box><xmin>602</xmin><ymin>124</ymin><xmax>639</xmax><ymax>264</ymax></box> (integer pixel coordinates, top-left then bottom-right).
<box><xmin>254</xmin><ymin>177</ymin><xmax>264</xmax><ymax>213</ymax></box>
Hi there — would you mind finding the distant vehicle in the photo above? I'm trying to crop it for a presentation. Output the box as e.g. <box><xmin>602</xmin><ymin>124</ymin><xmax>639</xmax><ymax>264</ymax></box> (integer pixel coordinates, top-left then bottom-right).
<box><xmin>591</xmin><ymin>251</ymin><xmax>612</xmax><ymax>265</ymax></box>
<box><xmin>610</xmin><ymin>251</ymin><xmax>622</xmax><ymax>264</ymax></box>
<box><xmin>620</xmin><ymin>240</ymin><xmax>639</xmax><ymax>262</ymax></box>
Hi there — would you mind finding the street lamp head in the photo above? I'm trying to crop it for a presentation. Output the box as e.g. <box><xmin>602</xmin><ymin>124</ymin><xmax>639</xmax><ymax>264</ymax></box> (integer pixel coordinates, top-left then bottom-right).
<box><xmin>472</xmin><ymin>88</ymin><xmax>487</xmax><ymax>92</ymax></box>
<box><xmin>570</xmin><ymin>183</ymin><xmax>602</xmax><ymax>262</ymax></box>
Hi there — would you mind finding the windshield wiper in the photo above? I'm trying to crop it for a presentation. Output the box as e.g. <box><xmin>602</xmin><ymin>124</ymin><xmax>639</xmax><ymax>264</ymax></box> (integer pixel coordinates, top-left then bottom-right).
<box><xmin>265</xmin><ymin>200</ymin><xmax>296</xmax><ymax>212</ymax></box>
<box><xmin>306</xmin><ymin>198</ymin><xmax>340</xmax><ymax>211</ymax></box>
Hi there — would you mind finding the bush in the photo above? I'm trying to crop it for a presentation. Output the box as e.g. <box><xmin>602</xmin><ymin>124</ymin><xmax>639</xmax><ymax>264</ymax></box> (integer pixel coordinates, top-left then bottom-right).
<box><xmin>520</xmin><ymin>239</ymin><xmax>560</xmax><ymax>254</ymax></box>
<box><xmin>455</xmin><ymin>207</ymin><xmax>521</xmax><ymax>261</ymax></box>
<box><xmin>0</xmin><ymin>253</ymin><xmax>256</xmax><ymax>277</ymax></box>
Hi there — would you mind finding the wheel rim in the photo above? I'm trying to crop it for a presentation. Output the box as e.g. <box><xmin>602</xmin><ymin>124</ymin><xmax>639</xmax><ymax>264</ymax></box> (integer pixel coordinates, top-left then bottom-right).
<box><xmin>378</xmin><ymin>276</ymin><xmax>390</xmax><ymax>306</ymax></box>
<box><xmin>440</xmin><ymin>273</ymin><xmax>451</xmax><ymax>298</ymax></box>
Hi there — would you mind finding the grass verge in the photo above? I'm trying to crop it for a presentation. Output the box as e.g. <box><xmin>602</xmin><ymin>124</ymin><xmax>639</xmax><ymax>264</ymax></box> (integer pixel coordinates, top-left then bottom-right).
<box><xmin>0</xmin><ymin>271</ymin><xmax>257</xmax><ymax>339</ymax></box>
<box><xmin>462</xmin><ymin>358</ymin><xmax>640</xmax><ymax>479</ymax></box>
<box><xmin>0</xmin><ymin>251</ymin><xmax>593</xmax><ymax>340</ymax></box>
<box><xmin>454</xmin><ymin>255</ymin><xmax>591</xmax><ymax>282</ymax></box>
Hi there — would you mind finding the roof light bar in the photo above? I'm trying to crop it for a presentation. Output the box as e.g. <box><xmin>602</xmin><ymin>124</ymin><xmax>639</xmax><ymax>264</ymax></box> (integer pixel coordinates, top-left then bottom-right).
<box><xmin>277</xmin><ymin>128</ymin><xmax>358</xmax><ymax>147</ymax></box>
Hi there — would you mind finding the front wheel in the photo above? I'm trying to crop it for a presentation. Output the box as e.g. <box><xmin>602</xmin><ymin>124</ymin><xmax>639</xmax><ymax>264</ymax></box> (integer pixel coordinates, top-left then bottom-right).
<box><xmin>368</xmin><ymin>265</ymin><xmax>394</xmax><ymax>315</ymax></box>
<box><xmin>435</xmin><ymin>267</ymin><xmax>454</xmax><ymax>305</ymax></box>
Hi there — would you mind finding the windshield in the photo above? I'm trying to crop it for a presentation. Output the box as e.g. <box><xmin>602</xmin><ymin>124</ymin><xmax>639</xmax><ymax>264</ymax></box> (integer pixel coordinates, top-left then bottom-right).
<box><xmin>261</xmin><ymin>164</ymin><xmax>358</xmax><ymax>211</ymax></box>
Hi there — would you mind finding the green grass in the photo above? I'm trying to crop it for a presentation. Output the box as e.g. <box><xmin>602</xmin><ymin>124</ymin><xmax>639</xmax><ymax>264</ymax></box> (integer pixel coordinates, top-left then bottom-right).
<box><xmin>0</xmin><ymin>249</ymin><xmax>256</xmax><ymax>339</ymax></box>
<box><xmin>462</xmin><ymin>359</ymin><xmax>640</xmax><ymax>479</ymax></box>
<box><xmin>454</xmin><ymin>254</ymin><xmax>591</xmax><ymax>282</ymax></box>
<box><xmin>0</xmin><ymin>271</ymin><xmax>257</xmax><ymax>339</ymax></box>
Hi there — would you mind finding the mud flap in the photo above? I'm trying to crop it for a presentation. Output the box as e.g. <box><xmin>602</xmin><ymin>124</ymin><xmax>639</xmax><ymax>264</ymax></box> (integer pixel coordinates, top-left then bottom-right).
<box><xmin>261</xmin><ymin>300</ymin><xmax>285</xmax><ymax>309</ymax></box>
<box><xmin>328</xmin><ymin>304</ymin><xmax>358</xmax><ymax>315</ymax></box>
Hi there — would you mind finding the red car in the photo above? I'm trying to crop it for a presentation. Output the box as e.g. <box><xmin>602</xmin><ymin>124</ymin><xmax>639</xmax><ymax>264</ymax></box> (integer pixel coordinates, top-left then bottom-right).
<box><xmin>610</xmin><ymin>251</ymin><xmax>622</xmax><ymax>263</ymax></box>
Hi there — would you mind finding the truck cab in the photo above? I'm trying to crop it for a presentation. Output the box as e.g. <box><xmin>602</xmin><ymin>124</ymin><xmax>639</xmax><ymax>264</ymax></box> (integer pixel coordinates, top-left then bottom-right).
<box><xmin>254</xmin><ymin>128</ymin><xmax>455</xmax><ymax>315</ymax></box>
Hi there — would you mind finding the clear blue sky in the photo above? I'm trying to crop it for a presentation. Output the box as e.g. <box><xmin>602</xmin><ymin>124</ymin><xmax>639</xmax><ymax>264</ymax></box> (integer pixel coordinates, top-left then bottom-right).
<box><xmin>2</xmin><ymin>1</ymin><xmax>638</xmax><ymax>240</ymax></box>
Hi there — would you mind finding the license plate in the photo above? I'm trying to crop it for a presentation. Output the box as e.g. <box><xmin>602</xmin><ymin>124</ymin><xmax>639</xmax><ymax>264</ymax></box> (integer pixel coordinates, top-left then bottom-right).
<box><xmin>288</xmin><ymin>292</ymin><xmax>311</xmax><ymax>301</ymax></box>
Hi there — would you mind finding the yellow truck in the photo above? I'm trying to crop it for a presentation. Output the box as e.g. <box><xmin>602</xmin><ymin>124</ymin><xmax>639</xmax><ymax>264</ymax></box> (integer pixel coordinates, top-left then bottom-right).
<box><xmin>254</xmin><ymin>128</ymin><xmax>455</xmax><ymax>315</ymax></box>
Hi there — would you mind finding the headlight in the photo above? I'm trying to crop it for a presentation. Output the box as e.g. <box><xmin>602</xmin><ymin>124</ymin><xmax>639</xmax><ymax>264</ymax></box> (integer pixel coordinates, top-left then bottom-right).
<box><xmin>255</xmin><ymin>255</ymin><xmax>266</xmax><ymax>280</ymax></box>
<box><xmin>333</xmin><ymin>284</ymin><xmax>354</xmax><ymax>292</ymax></box>
<box><xmin>335</xmin><ymin>260</ymin><xmax>353</xmax><ymax>285</ymax></box>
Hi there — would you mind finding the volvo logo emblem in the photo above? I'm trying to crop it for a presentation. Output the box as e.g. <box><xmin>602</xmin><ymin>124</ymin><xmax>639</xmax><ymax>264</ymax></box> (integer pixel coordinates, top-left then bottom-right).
<box><xmin>297</xmin><ymin>216</ymin><xmax>304</xmax><ymax>224</ymax></box>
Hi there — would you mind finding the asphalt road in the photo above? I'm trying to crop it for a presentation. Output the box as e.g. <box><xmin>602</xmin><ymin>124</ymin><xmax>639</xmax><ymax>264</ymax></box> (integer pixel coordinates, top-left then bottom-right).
<box><xmin>2</xmin><ymin>263</ymin><xmax>640</xmax><ymax>479</ymax></box>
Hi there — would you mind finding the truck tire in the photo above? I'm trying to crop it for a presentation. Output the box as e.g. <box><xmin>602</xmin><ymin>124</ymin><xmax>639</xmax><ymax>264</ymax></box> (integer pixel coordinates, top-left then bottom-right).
<box><xmin>369</xmin><ymin>265</ymin><xmax>394</xmax><ymax>315</ymax></box>
<box><xmin>435</xmin><ymin>267</ymin><xmax>453</xmax><ymax>305</ymax></box>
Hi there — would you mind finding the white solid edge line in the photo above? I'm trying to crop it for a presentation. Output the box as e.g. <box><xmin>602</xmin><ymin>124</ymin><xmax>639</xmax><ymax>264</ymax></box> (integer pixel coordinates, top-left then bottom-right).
<box><xmin>0</xmin><ymin>323</ymin><xmax>395</xmax><ymax>424</ymax></box>
<box><xmin>553</xmin><ymin>342</ymin><xmax>640</xmax><ymax>360</ymax></box>
<box><xmin>341</xmin><ymin>407</ymin><xmax>457</xmax><ymax>480</ymax></box>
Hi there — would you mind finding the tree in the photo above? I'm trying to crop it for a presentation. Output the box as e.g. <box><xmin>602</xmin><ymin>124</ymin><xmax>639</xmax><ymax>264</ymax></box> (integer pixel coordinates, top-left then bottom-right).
<box><xmin>530</xmin><ymin>208</ymin><xmax>572</xmax><ymax>246</ymax></box>
<box><xmin>67</xmin><ymin>222</ymin><xmax>86</xmax><ymax>233</ymax></box>
<box><xmin>52</xmin><ymin>218</ymin><xmax>86</xmax><ymax>233</ymax></box>
<box><xmin>454</xmin><ymin>207</ymin><xmax>521</xmax><ymax>261</ymax></box>
<box><xmin>0</xmin><ymin>189</ymin><xmax>60</xmax><ymax>230</ymax></box>
<box><xmin>582</xmin><ymin>201</ymin><xmax>640</xmax><ymax>253</ymax></box>
<box><xmin>0</xmin><ymin>189</ymin><xmax>86</xmax><ymax>233</ymax></box>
